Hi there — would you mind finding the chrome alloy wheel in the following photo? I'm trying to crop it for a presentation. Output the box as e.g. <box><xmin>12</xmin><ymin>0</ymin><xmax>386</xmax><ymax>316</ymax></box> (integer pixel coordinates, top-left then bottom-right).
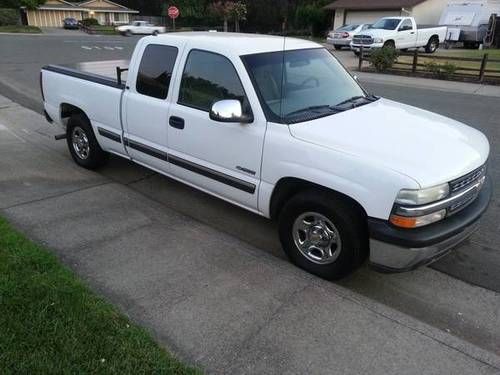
<box><xmin>71</xmin><ymin>126</ymin><xmax>90</xmax><ymax>160</ymax></box>
<box><xmin>292</xmin><ymin>212</ymin><xmax>342</xmax><ymax>264</ymax></box>
<box><xmin>429</xmin><ymin>39</ymin><xmax>438</xmax><ymax>52</ymax></box>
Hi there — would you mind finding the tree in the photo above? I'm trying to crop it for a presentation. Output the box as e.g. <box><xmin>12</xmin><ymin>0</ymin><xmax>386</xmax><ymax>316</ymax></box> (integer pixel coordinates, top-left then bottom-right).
<box><xmin>229</xmin><ymin>1</ymin><xmax>246</xmax><ymax>32</ymax></box>
<box><xmin>209</xmin><ymin>1</ymin><xmax>233</xmax><ymax>31</ymax></box>
<box><xmin>0</xmin><ymin>0</ymin><xmax>46</xmax><ymax>9</ymax></box>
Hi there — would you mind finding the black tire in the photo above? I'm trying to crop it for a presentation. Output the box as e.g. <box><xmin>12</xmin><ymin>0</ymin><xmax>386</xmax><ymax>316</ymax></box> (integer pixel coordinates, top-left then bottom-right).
<box><xmin>152</xmin><ymin>30</ymin><xmax>159</xmax><ymax>36</ymax></box>
<box><xmin>425</xmin><ymin>37</ymin><xmax>439</xmax><ymax>53</ymax></box>
<box><xmin>66</xmin><ymin>114</ymin><xmax>108</xmax><ymax>170</ymax></box>
<box><xmin>334</xmin><ymin>44</ymin><xmax>342</xmax><ymax>50</ymax></box>
<box><xmin>125</xmin><ymin>30</ymin><xmax>132</xmax><ymax>36</ymax></box>
<box><xmin>278</xmin><ymin>190</ymin><xmax>368</xmax><ymax>280</ymax></box>
<box><xmin>353</xmin><ymin>51</ymin><xmax>360</xmax><ymax>57</ymax></box>
<box><xmin>383</xmin><ymin>40</ymin><xmax>395</xmax><ymax>49</ymax></box>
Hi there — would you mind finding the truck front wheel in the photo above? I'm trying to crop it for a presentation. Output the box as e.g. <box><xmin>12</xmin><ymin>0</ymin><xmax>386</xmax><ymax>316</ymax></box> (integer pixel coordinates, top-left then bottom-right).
<box><xmin>66</xmin><ymin>114</ymin><xmax>108</xmax><ymax>170</ymax></box>
<box><xmin>278</xmin><ymin>190</ymin><xmax>368</xmax><ymax>280</ymax></box>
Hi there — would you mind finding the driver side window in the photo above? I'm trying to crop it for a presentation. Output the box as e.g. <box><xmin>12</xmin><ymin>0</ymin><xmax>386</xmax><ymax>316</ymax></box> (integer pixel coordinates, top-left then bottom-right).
<box><xmin>399</xmin><ymin>19</ymin><xmax>413</xmax><ymax>31</ymax></box>
<box><xmin>178</xmin><ymin>50</ymin><xmax>251</xmax><ymax>115</ymax></box>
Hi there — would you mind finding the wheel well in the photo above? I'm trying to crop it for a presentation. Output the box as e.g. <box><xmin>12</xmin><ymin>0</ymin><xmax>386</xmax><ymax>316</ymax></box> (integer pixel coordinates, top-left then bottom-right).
<box><xmin>269</xmin><ymin>177</ymin><xmax>367</xmax><ymax>221</ymax></box>
<box><xmin>383</xmin><ymin>39</ymin><xmax>395</xmax><ymax>47</ymax></box>
<box><xmin>429</xmin><ymin>34</ymin><xmax>439</xmax><ymax>43</ymax></box>
<box><xmin>60</xmin><ymin>103</ymin><xmax>88</xmax><ymax>122</ymax></box>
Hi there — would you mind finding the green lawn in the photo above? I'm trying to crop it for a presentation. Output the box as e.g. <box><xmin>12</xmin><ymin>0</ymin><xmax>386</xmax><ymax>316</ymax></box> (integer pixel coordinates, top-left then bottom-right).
<box><xmin>435</xmin><ymin>48</ymin><xmax>500</xmax><ymax>60</ymax></box>
<box><xmin>0</xmin><ymin>25</ymin><xmax>41</xmax><ymax>33</ymax></box>
<box><xmin>0</xmin><ymin>217</ymin><xmax>200</xmax><ymax>374</ymax></box>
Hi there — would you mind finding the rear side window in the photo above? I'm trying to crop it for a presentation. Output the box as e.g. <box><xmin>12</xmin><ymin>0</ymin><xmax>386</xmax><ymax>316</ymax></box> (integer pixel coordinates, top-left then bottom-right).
<box><xmin>136</xmin><ymin>44</ymin><xmax>178</xmax><ymax>99</ymax></box>
<box><xmin>178</xmin><ymin>50</ymin><xmax>250</xmax><ymax>113</ymax></box>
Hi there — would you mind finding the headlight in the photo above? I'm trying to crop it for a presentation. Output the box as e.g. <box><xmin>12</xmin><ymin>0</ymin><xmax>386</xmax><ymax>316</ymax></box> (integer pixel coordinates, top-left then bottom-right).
<box><xmin>373</xmin><ymin>37</ymin><xmax>384</xmax><ymax>43</ymax></box>
<box><xmin>391</xmin><ymin>183</ymin><xmax>450</xmax><ymax>228</ymax></box>
<box><xmin>395</xmin><ymin>183</ymin><xmax>449</xmax><ymax>205</ymax></box>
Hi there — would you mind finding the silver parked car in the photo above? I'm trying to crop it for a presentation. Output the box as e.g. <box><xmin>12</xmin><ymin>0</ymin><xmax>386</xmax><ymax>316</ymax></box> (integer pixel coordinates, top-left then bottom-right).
<box><xmin>327</xmin><ymin>24</ymin><xmax>371</xmax><ymax>50</ymax></box>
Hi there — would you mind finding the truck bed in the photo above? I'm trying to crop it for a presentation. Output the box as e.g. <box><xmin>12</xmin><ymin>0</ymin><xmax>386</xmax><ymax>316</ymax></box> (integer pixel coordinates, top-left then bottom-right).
<box><xmin>43</xmin><ymin>60</ymin><xmax>129</xmax><ymax>89</ymax></box>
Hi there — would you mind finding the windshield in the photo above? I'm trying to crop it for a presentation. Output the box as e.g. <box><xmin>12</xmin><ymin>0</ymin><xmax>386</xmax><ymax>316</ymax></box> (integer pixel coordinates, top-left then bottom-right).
<box><xmin>242</xmin><ymin>48</ymin><xmax>367</xmax><ymax>123</ymax></box>
<box><xmin>372</xmin><ymin>18</ymin><xmax>401</xmax><ymax>30</ymax></box>
<box><xmin>337</xmin><ymin>24</ymin><xmax>359</xmax><ymax>31</ymax></box>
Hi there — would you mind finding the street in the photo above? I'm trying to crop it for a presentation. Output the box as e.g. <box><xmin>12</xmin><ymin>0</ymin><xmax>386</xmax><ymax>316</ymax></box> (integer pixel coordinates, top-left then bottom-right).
<box><xmin>1</xmin><ymin>32</ymin><xmax>499</xmax><ymax>373</ymax></box>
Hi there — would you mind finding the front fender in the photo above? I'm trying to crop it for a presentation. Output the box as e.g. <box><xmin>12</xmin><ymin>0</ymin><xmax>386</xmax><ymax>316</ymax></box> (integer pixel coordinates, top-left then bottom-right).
<box><xmin>258</xmin><ymin>123</ymin><xmax>419</xmax><ymax>219</ymax></box>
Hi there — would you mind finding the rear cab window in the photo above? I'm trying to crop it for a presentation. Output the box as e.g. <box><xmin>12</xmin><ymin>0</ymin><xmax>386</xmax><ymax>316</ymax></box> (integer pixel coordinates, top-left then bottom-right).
<box><xmin>136</xmin><ymin>44</ymin><xmax>178</xmax><ymax>99</ymax></box>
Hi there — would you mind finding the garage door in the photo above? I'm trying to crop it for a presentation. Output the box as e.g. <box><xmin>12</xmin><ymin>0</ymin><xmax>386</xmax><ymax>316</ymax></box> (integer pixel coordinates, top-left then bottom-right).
<box><xmin>345</xmin><ymin>10</ymin><xmax>401</xmax><ymax>26</ymax></box>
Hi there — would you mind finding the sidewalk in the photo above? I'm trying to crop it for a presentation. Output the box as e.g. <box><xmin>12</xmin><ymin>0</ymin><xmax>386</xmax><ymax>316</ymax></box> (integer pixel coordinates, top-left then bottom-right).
<box><xmin>1</xmin><ymin>95</ymin><xmax>499</xmax><ymax>374</ymax></box>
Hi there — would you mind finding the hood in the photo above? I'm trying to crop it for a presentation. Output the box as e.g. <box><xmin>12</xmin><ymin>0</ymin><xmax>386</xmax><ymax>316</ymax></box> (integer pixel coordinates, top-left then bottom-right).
<box><xmin>355</xmin><ymin>29</ymin><xmax>394</xmax><ymax>38</ymax></box>
<box><xmin>289</xmin><ymin>98</ymin><xmax>489</xmax><ymax>188</ymax></box>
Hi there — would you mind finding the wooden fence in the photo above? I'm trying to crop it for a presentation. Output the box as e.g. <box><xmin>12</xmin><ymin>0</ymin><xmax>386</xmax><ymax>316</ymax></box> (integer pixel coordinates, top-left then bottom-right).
<box><xmin>357</xmin><ymin>46</ymin><xmax>500</xmax><ymax>83</ymax></box>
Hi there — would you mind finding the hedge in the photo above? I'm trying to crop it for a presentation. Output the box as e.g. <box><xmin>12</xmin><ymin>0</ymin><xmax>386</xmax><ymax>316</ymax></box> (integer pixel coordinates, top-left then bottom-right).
<box><xmin>0</xmin><ymin>8</ymin><xmax>19</xmax><ymax>26</ymax></box>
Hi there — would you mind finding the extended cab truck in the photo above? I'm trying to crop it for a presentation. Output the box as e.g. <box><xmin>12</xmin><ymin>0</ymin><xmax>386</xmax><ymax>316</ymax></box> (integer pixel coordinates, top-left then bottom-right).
<box><xmin>351</xmin><ymin>17</ymin><xmax>447</xmax><ymax>54</ymax></box>
<box><xmin>41</xmin><ymin>33</ymin><xmax>491</xmax><ymax>279</ymax></box>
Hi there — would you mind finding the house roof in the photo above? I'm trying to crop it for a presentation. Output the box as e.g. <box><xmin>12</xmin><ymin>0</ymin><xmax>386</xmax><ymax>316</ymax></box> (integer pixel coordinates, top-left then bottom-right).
<box><xmin>324</xmin><ymin>0</ymin><xmax>427</xmax><ymax>10</ymax></box>
<box><xmin>33</xmin><ymin>0</ymin><xmax>138</xmax><ymax>13</ymax></box>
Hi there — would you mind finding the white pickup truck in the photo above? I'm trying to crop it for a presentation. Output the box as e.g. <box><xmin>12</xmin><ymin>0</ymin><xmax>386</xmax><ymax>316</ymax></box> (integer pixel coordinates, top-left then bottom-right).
<box><xmin>116</xmin><ymin>21</ymin><xmax>166</xmax><ymax>36</ymax></box>
<box><xmin>41</xmin><ymin>32</ymin><xmax>490</xmax><ymax>279</ymax></box>
<box><xmin>351</xmin><ymin>17</ymin><xmax>447</xmax><ymax>54</ymax></box>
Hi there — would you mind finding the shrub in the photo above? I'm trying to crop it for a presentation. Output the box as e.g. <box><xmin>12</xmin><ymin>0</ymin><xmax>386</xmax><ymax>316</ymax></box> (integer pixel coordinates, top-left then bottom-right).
<box><xmin>424</xmin><ymin>61</ymin><xmax>457</xmax><ymax>79</ymax></box>
<box><xmin>369</xmin><ymin>47</ymin><xmax>399</xmax><ymax>72</ymax></box>
<box><xmin>0</xmin><ymin>8</ymin><xmax>19</xmax><ymax>26</ymax></box>
<box><xmin>80</xmin><ymin>18</ymin><xmax>99</xmax><ymax>26</ymax></box>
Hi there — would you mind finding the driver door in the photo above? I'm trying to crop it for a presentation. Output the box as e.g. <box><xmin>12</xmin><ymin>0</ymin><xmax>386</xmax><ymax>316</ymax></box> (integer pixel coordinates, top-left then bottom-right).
<box><xmin>167</xmin><ymin>48</ymin><xmax>266</xmax><ymax>209</ymax></box>
<box><xmin>397</xmin><ymin>19</ymin><xmax>417</xmax><ymax>49</ymax></box>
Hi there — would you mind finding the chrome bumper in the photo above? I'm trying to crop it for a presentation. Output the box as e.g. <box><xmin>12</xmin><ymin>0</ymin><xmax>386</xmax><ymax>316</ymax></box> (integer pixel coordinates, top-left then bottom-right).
<box><xmin>369</xmin><ymin>220</ymin><xmax>479</xmax><ymax>272</ymax></box>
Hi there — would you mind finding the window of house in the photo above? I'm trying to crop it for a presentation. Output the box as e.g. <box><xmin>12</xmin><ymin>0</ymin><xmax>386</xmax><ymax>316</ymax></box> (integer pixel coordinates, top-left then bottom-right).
<box><xmin>178</xmin><ymin>50</ymin><xmax>250</xmax><ymax>114</ymax></box>
<box><xmin>136</xmin><ymin>45</ymin><xmax>178</xmax><ymax>99</ymax></box>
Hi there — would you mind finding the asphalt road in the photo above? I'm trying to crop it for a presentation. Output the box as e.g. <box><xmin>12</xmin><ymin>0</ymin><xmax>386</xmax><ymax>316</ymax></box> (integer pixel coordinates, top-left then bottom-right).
<box><xmin>1</xmin><ymin>33</ymin><xmax>499</xmax><ymax>292</ymax></box>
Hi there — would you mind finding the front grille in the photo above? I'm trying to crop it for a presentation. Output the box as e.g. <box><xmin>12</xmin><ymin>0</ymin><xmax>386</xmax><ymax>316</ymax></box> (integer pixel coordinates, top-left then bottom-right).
<box><xmin>447</xmin><ymin>164</ymin><xmax>487</xmax><ymax>215</ymax></box>
<box><xmin>450</xmin><ymin>165</ymin><xmax>486</xmax><ymax>193</ymax></box>
<box><xmin>352</xmin><ymin>35</ymin><xmax>373</xmax><ymax>45</ymax></box>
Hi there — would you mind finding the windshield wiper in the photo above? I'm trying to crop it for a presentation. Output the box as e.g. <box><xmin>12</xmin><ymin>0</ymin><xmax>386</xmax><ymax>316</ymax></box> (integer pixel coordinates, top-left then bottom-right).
<box><xmin>285</xmin><ymin>105</ymin><xmax>341</xmax><ymax>118</ymax></box>
<box><xmin>333</xmin><ymin>95</ymin><xmax>378</xmax><ymax>110</ymax></box>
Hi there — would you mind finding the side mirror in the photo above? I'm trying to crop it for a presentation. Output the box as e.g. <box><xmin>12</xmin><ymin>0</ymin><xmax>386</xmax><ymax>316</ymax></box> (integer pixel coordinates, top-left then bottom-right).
<box><xmin>353</xmin><ymin>75</ymin><xmax>358</xmax><ymax>81</ymax></box>
<box><xmin>209</xmin><ymin>99</ymin><xmax>252</xmax><ymax>123</ymax></box>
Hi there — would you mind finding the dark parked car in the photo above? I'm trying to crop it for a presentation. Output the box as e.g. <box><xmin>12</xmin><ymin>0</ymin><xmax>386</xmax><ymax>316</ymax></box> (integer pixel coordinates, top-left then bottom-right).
<box><xmin>63</xmin><ymin>18</ymin><xmax>79</xmax><ymax>29</ymax></box>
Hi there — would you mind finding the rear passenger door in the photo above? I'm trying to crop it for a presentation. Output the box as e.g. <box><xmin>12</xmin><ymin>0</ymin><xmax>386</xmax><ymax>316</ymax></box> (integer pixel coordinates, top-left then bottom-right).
<box><xmin>167</xmin><ymin>49</ymin><xmax>266</xmax><ymax>210</ymax></box>
<box><xmin>122</xmin><ymin>41</ymin><xmax>182</xmax><ymax>173</ymax></box>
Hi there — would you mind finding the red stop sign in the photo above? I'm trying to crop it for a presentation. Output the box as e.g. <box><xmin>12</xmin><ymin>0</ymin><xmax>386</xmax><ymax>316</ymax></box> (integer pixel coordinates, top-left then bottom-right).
<box><xmin>168</xmin><ymin>6</ymin><xmax>179</xmax><ymax>19</ymax></box>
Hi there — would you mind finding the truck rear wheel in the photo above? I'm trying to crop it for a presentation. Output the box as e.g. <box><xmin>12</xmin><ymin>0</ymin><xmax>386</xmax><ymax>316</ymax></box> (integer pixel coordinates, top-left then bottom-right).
<box><xmin>425</xmin><ymin>37</ymin><xmax>439</xmax><ymax>53</ymax></box>
<box><xmin>66</xmin><ymin>114</ymin><xmax>108</xmax><ymax>170</ymax></box>
<box><xmin>278</xmin><ymin>190</ymin><xmax>368</xmax><ymax>280</ymax></box>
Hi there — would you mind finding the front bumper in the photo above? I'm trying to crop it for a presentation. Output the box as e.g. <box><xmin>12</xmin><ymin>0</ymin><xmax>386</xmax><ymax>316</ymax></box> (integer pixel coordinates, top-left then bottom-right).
<box><xmin>351</xmin><ymin>43</ymin><xmax>383</xmax><ymax>52</ymax></box>
<box><xmin>327</xmin><ymin>38</ymin><xmax>351</xmax><ymax>46</ymax></box>
<box><xmin>369</xmin><ymin>177</ymin><xmax>492</xmax><ymax>272</ymax></box>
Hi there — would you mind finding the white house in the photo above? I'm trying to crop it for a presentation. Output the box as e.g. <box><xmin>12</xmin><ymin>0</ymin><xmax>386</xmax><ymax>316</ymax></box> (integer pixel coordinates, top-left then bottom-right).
<box><xmin>325</xmin><ymin>0</ymin><xmax>449</xmax><ymax>30</ymax></box>
<box><xmin>22</xmin><ymin>0</ymin><xmax>139</xmax><ymax>28</ymax></box>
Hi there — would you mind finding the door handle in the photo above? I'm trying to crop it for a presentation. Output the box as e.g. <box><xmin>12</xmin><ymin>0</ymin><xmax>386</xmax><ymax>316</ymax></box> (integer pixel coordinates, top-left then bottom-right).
<box><xmin>410</xmin><ymin>32</ymin><xmax>415</xmax><ymax>34</ymax></box>
<box><xmin>169</xmin><ymin>116</ymin><xmax>184</xmax><ymax>129</ymax></box>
